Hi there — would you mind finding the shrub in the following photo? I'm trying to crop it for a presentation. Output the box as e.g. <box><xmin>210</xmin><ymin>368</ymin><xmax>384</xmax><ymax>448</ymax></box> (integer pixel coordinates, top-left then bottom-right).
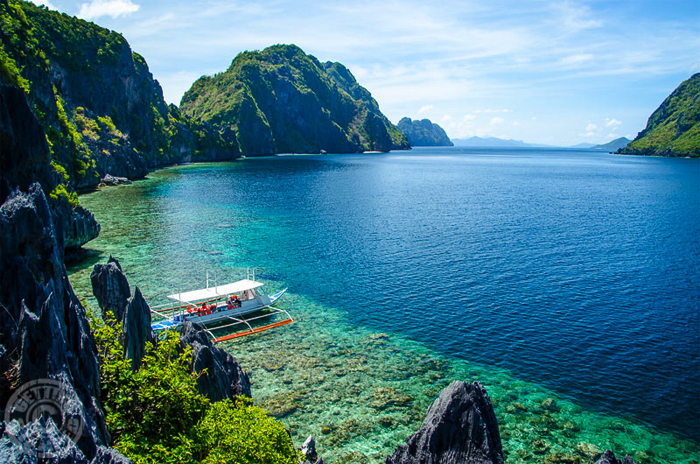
<box><xmin>89</xmin><ymin>312</ymin><xmax>300</xmax><ymax>463</ymax></box>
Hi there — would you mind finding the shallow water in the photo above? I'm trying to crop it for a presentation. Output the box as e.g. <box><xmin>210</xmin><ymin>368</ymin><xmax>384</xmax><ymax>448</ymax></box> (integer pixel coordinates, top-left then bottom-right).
<box><xmin>67</xmin><ymin>147</ymin><xmax>700</xmax><ymax>463</ymax></box>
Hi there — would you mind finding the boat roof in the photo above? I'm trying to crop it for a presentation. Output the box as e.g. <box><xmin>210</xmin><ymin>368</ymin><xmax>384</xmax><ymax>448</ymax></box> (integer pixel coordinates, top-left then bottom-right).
<box><xmin>167</xmin><ymin>279</ymin><xmax>264</xmax><ymax>303</ymax></box>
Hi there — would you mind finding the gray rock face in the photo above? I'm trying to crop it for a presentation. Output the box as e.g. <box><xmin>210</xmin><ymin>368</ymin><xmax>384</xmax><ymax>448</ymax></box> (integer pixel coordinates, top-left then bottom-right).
<box><xmin>0</xmin><ymin>182</ymin><xmax>110</xmax><ymax>459</ymax></box>
<box><xmin>90</xmin><ymin>257</ymin><xmax>131</xmax><ymax>324</ymax></box>
<box><xmin>0</xmin><ymin>84</ymin><xmax>99</xmax><ymax>250</ymax></box>
<box><xmin>179</xmin><ymin>322</ymin><xmax>252</xmax><ymax>401</ymax></box>
<box><xmin>592</xmin><ymin>450</ymin><xmax>636</xmax><ymax>464</ymax></box>
<box><xmin>300</xmin><ymin>435</ymin><xmax>324</xmax><ymax>464</ymax></box>
<box><xmin>0</xmin><ymin>85</ymin><xmax>122</xmax><ymax>460</ymax></box>
<box><xmin>0</xmin><ymin>417</ymin><xmax>130</xmax><ymax>464</ymax></box>
<box><xmin>120</xmin><ymin>287</ymin><xmax>156</xmax><ymax>370</ymax></box>
<box><xmin>386</xmin><ymin>381</ymin><xmax>503</xmax><ymax>464</ymax></box>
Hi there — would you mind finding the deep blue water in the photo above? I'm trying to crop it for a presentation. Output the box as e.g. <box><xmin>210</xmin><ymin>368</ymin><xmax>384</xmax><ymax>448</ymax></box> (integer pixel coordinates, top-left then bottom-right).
<box><xmin>73</xmin><ymin>147</ymin><xmax>700</xmax><ymax>443</ymax></box>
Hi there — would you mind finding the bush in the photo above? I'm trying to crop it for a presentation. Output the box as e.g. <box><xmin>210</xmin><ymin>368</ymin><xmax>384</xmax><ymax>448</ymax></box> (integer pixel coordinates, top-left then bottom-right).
<box><xmin>89</xmin><ymin>312</ymin><xmax>300</xmax><ymax>463</ymax></box>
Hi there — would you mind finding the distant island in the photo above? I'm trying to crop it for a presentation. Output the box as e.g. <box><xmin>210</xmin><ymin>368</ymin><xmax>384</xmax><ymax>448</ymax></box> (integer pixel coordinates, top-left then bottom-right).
<box><xmin>592</xmin><ymin>137</ymin><xmax>631</xmax><ymax>151</ymax></box>
<box><xmin>397</xmin><ymin>117</ymin><xmax>453</xmax><ymax>146</ymax></box>
<box><xmin>619</xmin><ymin>73</ymin><xmax>699</xmax><ymax>158</ymax></box>
<box><xmin>181</xmin><ymin>44</ymin><xmax>409</xmax><ymax>155</ymax></box>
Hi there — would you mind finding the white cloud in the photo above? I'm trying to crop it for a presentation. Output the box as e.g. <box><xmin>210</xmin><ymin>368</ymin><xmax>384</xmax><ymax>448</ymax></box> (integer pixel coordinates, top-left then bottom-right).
<box><xmin>78</xmin><ymin>0</ymin><xmax>140</xmax><ymax>20</ymax></box>
<box><xmin>29</xmin><ymin>0</ymin><xmax>57</xmax><ymax>9</ymax></box>
<box><xmin>586</xmin><ymin>123</ymin><xmax>598</xmax><ymax>131</ymax></box>
<box><xmin>463</xmin><ymin>114</ymin><xmax>476</xmax><ymax>121</ymax></box>
<box><xmin>490</xmin><ymin>117</ymin><xmax>505</xmax><ymax>125</ymax></box>
<box><xmin>605</xmin><ymin>118</ymin><xmax>622</xmax><ymax>128</ymax></box>
<box><xmin>418</xmin><ymin>105</ymin><xmax>434</xmax><ymax>114</ymax></box>
<box><xmin>560</xmin><ymin>54</ymin><xmax>595</xmax><ymax>65</ymax></box>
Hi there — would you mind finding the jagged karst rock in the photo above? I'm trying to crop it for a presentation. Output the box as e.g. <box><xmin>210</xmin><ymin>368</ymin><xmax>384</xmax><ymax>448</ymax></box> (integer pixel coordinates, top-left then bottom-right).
<box><xmin>0</xmin><ymin>417</ymin><xmax>130</xmax><ymax>464</ymax></box>
<box><xmin>0</xmin><ymin>182</ymin><xmax>111</xmax><ymax>459</ymax></box>
<box><xmin>90</xmin><ymin>257</ymin><xmax>131</xmax><ymax>324</ymax></box>
<box><xmin>386</xmin><ymin>381</ymin><xmax>503</xmax><ymax>464</ymax></box>
<box><xmin>0</xmin><ymin>84</ymin><xmax>99</xmax><ymax>250</ymax></box>
<box><xmin>0</xmin><ymin>83</ymin><xmax>128</xmax><ymax>461</ymax></box>
<box><xmin>300</xmin><ymin>435</ymin><xmax>325</xmax><ymax>464</ymax></box>
<box><xmin>120</xmin><ymin>287</ymin><xmax>156</xmax><ymax>370</ymax></box>
<box><xmin>179</xmin><ymin>322</ymin><xmax>252</xmax><ymax>401</ymax></box>
<box><xmin>591</xmin><ymin>450</ymin><xmax>636</xmax><ymax>464</ymax></box>
<box><xmin>1</xmin><ymin>2</ymin><xmax>238</xmax><ymax>193</ymax></box>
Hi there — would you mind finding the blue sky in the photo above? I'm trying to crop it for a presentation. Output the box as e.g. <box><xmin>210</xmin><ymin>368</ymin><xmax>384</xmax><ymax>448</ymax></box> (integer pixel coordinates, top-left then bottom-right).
<box><xmin>34</xmin><ymin>0</ymin><xmax>699</xmax><ymax>145</ymax></box>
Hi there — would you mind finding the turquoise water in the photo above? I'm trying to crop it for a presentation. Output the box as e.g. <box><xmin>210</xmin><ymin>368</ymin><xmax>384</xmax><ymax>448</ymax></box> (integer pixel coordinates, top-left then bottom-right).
<box><xmin>67</xmin><ymin>147</ymin><xmax>700</xmax><ymax>463</ymax></box>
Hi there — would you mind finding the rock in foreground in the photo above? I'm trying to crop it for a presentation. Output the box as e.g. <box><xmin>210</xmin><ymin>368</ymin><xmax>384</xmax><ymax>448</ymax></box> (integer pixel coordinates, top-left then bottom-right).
<box><xmin>179</xmin><ymin>322</ymin><xmax>252</xmax><ymax>401</ymax></box>
<box><xmin>386</xmin><ymin>381</ymin><xmax>503</xmax><ymax>464</ymax></box>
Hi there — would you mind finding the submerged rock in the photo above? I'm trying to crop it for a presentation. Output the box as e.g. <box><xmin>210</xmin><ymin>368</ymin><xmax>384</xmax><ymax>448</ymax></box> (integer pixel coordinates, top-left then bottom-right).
<box><xmin>179</xmin><ymin>322</ymin><xmax>251</xmax><ymax>401</ymax></box>
<box><xmin>591</xmin><ymin>450</ymin><xmax>636</xmax><ymax>464</ymax></box>
<box><xmin>90</xmin><ymin>256</ymin><xmax>131</xmax><ymax>324</ymax></box>
<box><xmin>386</xmin><ymin>381</ymin><xmax>503</xmax><ymax>464</ymax></box>
<box><xmin>120</xmin><ymin>286</ymin><xmax>156</xmax><ymax>370</ymax></box>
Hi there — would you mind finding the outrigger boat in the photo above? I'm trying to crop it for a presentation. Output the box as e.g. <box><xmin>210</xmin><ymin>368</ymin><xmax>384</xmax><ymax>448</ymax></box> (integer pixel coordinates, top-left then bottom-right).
<box><xmin>151</xmin><ymin>271</ymin><xmax>292</xmax><ymax>343</ymax></box>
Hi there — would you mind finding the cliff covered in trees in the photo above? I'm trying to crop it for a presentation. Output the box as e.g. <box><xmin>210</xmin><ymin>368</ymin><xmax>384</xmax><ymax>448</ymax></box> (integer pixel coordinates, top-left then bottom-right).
<box><xmin>181</xmin><ymin>44</ymin><xmax>409</xmax><ymax>155</ymax></box>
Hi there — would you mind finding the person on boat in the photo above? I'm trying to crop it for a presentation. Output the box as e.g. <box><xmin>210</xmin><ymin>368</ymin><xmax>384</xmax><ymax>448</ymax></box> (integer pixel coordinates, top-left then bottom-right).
<box><xmin>200</xmin><ymin>303</ymin><xmax>207</xmax><ymax>316</ymax></box>
<box><xmin>226</xmin><ymin>296</ymin><xmax>234</xmax><ymax>310</ymax></box>
<box><xmin>233</xmin><ymin>294</ymin><xmax>241</xmax><ymax>308</ymax></box>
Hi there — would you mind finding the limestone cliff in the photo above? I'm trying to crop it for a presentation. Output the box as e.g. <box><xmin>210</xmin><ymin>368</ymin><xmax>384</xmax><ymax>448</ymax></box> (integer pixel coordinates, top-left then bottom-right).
<box><xmin>619</xmin><ymin>73</ymin><xmax>699</xmax><ymax>157</ymax></box>
<box><xmin>0</xmin><ymin>0</ymin><xmax>238</xmax><ymax>193</ymax></box>
<box><xmin>397</xmin><ymin>117</ymin><xmax>453</xmax><ymax>146</ymax></box>
<box><xmin>181</xmin><ymin>44</ymin><xmax>409</xmax><ymax>155</ymax></box>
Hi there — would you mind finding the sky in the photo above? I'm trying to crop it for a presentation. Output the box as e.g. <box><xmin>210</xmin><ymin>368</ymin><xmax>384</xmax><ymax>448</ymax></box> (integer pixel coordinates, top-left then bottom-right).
<box><xmin>33</xmin><ymin>0</ymin><xmax>700</xmax><ymax>146</ymax></box>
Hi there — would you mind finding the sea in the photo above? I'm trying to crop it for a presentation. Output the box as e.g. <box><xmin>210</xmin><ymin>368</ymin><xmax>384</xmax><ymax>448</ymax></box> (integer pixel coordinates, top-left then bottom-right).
<box><xmin>67</xmin><ymin>147</ymin><xmax>700</xmax><ymax>463</ymax></box>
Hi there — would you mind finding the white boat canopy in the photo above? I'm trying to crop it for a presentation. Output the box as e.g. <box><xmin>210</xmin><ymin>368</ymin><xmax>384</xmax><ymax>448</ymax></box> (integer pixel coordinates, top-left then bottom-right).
<box><xmin>167</xmin><ymin>279</ymin><xmax>264</xmax><ymax>304</ymax></box>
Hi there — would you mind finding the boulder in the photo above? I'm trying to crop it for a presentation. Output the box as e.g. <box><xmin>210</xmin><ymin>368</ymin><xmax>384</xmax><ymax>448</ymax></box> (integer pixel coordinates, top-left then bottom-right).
<box><xmin>179</xmin><ymin>322</ymin><xmax>251</xmax><ymax>401</ymax></box>
<box><xmin>90</xmin><ymin>257</ymin><xmax>130</xmax><ymax>324</ymax></box>
<box><xmin>386</xmin><ymin>381</ymin><xmax>503</xmax><ymax>464</ymax></box>
<box><xmin>120</xmin><ymin>287</ymin><xmax>156</xmax><ymax>370</ymax></box>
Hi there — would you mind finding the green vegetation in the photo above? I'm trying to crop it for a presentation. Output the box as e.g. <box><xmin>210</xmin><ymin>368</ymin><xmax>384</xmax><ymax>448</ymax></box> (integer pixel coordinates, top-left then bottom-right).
<box><xmin>90</xmin><ymin>312</ymin><xmax>300</xmax><ymax>464</ymax></box>
<box><xmin>1</xmin><ymin>0</ymin><xmax>237</xmax><ymax>195</ymax></box>
<box><xmin>181</xmin><ymin>44</ymin><xmax>409</xmax><ymax>155</ymax></box>
<box><xmin>621</xmin><ymin>73</ymin><xmax>699</xmax><ymax>157</ymax></box>
<box><xmin>397</xmin><ymin>117</ymin><xmax>453</xmax><ymax>147</ymax></box>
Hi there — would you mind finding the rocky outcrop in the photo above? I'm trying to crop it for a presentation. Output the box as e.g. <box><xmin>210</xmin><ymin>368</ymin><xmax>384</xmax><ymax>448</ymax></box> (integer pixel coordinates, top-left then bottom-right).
<box><xmin>1</xmin><ymin>2</ymin><xmax>238</xmax><ymax>192</ymax></box>
<box><xmin>181</xmin><ymin>44</ymin><xmax>409</xmax><ymax>155</ymax></box>
<box><xmin>386</xmin><ymin>381</ymin><xmax>503</xmax><ymax>464</ymax></box>
<box><xmin>179</xmin><ymin>322</ymin><xmax>252</xmax><ymax>401</ymax></box>
<box><xmin>0</xmin><ymin>83</ymin><xmax>119</xmax><ymax>460</ymax></box>
<box><xmin>121</xmin><ymin>287</ymin><xmax>156</xmax><ymax>370</ymax></box>
<box><xmin>90</xmin><ymin>257</ymin><xmax>131</xmax><ymax>324</ymax></box>
<box><xmin>397</xmin><ymin>117</ymin><xmax>453</xmax><ymax>146</ymax></box>
<box><xmin>0</xmin><ymin>416</ymin><xmax>129</xmax><ymax>463</ymax></box>
<box><xmin>591</xmin><ymin>450</ymin><xmax>636</xmax><ymax>464</ymax></box>
<box><xmin>0</xmin><ymin>83</ymin><xmax>100</xmax><ymax>249</ymax></box>
<box><xmin>300</xmin><ymin>435</ymin><xmax>325</xmax><ymax>464</ymax></box>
